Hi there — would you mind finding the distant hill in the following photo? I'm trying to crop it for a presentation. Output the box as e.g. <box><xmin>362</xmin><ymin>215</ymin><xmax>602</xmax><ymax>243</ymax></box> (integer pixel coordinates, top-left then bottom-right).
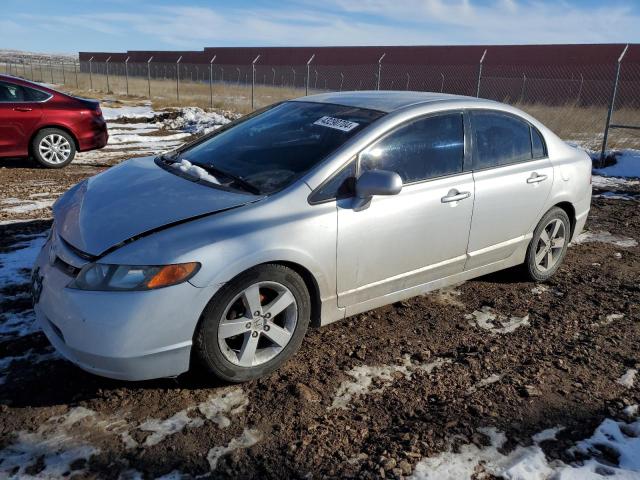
<box><xmin>0</xmin><ymin>49</ymin><xmax>77</xmax><ymax>64</ymax></box>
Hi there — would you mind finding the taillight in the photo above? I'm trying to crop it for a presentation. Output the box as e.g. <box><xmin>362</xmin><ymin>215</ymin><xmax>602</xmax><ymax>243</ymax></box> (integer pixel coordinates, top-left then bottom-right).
<box><xmin>94</xmin><ymin>106</ymin><xmax>102</xmax><ymax>117</ymax></box>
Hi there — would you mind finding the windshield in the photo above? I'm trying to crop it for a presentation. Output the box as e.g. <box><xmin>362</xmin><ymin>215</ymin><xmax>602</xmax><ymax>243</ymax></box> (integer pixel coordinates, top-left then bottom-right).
<box><xmin>174</xmin><ymin>101</ymin><xmax>384</xmax><ymax>194</ymax></box>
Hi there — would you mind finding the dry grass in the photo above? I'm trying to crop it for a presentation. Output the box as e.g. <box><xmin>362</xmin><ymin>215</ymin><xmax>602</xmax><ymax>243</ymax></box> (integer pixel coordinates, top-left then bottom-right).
<box><xmin>16</xmin><ymin>65</ymin><xmax>639</xmax><ymax>150</ymax></box>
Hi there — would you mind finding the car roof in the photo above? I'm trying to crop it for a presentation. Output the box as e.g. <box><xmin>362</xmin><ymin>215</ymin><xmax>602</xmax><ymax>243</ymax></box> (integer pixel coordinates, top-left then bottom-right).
<box><xmin>292</xmin><ymin>90</ymin><xmax>492</xmax><ymax>113</ymax></box>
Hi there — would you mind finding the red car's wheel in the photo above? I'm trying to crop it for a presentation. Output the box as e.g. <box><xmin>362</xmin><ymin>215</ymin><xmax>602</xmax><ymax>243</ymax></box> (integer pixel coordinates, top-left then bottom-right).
<box><xmin>31</xmin><ymin>128</ymin><xmax>76</xmax><ymax>168</ymax></box>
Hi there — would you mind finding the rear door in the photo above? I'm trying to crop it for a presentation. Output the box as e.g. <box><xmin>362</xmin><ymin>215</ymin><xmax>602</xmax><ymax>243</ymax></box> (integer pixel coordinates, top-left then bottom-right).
<box><xmin>0</xmin><ymin>81</ymin><xmax>45</xmax><ymax>156</ymax></box>
<box><xmin>335</xmin><ymin>111</ymin><xmax>474</xmax><ymax>307</ymax></box>
<box><xmin>466</xmin><ymin>110</ymin><xmax>553</xmax><ymax>270</ymax></box>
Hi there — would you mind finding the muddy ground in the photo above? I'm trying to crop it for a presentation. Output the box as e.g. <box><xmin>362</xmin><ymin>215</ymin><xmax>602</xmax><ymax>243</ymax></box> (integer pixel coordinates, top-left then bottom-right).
<box><xmin>0</xmin><ymin>149</ymin><xmax>639</xmax><ymax>478</ymax></box>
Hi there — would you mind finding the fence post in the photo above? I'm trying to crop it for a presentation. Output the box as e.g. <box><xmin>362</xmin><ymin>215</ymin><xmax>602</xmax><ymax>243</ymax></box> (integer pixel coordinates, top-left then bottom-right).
<box><xmin>49</xmin><ymin>57</ymin><xmax>54</xmax><ymax>83</ymax></box>
<box><xmin>305</xmin><ymin>54</ymin><xmax>315</xmax><ymax>95</ymax></box>
<box><xmin>291</xmin><ymin>67</ymin><xmax>296</xmax><ymax>87</ymax></box>
<box><xmin>176</xmin><ymin>56</ymin><xmax>183</xmax><ymax>101</ymax></box>
<box><xmin>440</xmin><ymin>72</ymin><xmax>445</xmax><ymax>92</ymax></box>
<box><xmin>209</xmin><ymin>55</ymin><xmax>216</xmax><ymax>108</ymax></box>
<box><xmin>61</xmin><ymin>61</ymin><xmax>66</xmax><ymax>84</ymax></box>
<box><xmin>105</xmin><ymin>56</ymin><xmax>111</xmax><ymax>92</ymax></box>
<box><xmin>147</xmin><ymin>56</ymin><xmax>153</xmax><ymax>97</ymax></box>
<box><xmin>125</xmin><ymin>56</ymin><xmax>130</xmax><ymax>95</ymax></box>
<box><xmin>251</xmin><ymin>54</ymin><xmax>260</xmax><ymax>110</ymax></box>
<box><xmin>406</xmin><ymin>72</ymin><xmax>410</xmax><ymax>90</ymax></box>
<box><xmin>377</xmin><ymin>53</ymin><xmax>386</xmax><ymax>90</ymax></box>
<box><xmin>30</xmin><ymin>61</ymin><xmax>34</xmax><ymax>81</ymax></box>
<box><xmin>476</xmin><ymin>49</ymin><xmax>487</xmax><ymax>97</ymax></box>
<box><xmin>88</xmin><ymin>57</ymin><xmax>94</xmax><ymax>89</ymax></box>
<box><xmin>600</xmin><ymin>44</ymin><xmax>629</xmax><ymax>165</ymax></box>
<box><xmin>74</xmin><ymin>62</ymin><xmax>78</xmax><ymax>87</ymax></box>
<box><xmin>520</xmin><ymin>73</ymin><xmax>526</xmax><ymax>102</ymax></box>
<box><xmin>339</xmin><ymin>72</ymin><xmax>344</xmax><ymax>92</ymax></box>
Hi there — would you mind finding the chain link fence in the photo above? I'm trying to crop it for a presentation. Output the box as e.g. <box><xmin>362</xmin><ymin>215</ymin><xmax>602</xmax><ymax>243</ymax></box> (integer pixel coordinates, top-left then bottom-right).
<box><xmin>2</xmin><ymin>48</ymin><xmax>639</xmax><ymax>156</ymax></box>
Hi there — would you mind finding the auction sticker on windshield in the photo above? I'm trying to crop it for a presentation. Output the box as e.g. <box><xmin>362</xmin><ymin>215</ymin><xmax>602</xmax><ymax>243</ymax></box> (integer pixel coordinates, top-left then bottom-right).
<box><xmin>313</xmin><ymin>116</ymin><xmax>360</xmax><ymax>132</ymax></box>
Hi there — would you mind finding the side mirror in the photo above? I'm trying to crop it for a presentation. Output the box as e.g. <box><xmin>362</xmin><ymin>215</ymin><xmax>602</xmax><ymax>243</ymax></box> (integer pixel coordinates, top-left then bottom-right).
<box><xmin>353</xmin><ymin>169</ymin><xmax>402</xmax><ymax>211</ymax></box>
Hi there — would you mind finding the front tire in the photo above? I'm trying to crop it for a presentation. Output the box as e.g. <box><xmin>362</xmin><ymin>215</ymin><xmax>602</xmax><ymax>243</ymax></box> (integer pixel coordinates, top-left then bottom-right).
<box><xmin>524</xmin><ymin>207</ymin><xmax>571</xmax><ymax>282</ymax></box>
<box><xmin>31</xmin><ymin>128</ymin><xmax>76</xmax><ymax>168</ymax></box>
<box><xmin>194</xmin><ymin>264</ymin><xmax>311</xmax><ymax>382</ymax></box>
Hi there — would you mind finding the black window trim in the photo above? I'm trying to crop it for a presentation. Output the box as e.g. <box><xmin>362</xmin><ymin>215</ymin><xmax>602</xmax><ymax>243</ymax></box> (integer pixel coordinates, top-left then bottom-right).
<box><xmin>308</xmin><ymin>109</ymin><xmax>471</xmax><ymax>204</ymax></box>
<box><xmin>0</xmin><ymin>80</ymin><xmax>53</xmax><ymax>104</ymax></box>
<box><xmin>467</xmin><ymin>108</ymin><xmax>549</xmax><ymax>172</ymax></box>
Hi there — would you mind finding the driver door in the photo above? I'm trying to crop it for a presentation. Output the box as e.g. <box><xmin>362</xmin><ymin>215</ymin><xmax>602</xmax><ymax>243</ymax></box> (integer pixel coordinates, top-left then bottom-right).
<box><xmin>336</xmin><ymin>112</ymin><xmax>474</xmax><ymax>308</ymax></box>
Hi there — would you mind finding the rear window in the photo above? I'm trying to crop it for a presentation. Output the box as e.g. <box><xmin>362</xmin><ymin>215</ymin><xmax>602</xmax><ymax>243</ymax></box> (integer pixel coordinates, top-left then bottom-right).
<box><xmin>177</xmin><ymin>101</ymin><xmax>384</xmax><ymax>194</ymax></box>
<box><xmin>0</xmin><ymin>81</ymin><xmax>50</xmax><ymax>102</ymax></box>
<box><xmin>471</xmin><ymin>111</ymin><xmax>533</xmax><ymax>169</ymax></box>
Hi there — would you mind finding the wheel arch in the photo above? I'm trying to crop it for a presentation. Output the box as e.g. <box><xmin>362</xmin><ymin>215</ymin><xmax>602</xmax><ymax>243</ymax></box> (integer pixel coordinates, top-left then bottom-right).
<box><xmin>29</xmin><ymin>125</ymin><xmax>80</xmax><ymax>153</ymax></box>
<box><xmin>553</xmin><ymin>201</ymin><xmax>576</xmax><ymax>238</ymax></box>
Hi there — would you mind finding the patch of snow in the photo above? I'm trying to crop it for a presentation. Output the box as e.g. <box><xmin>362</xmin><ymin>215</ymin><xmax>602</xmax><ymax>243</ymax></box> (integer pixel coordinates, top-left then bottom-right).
<box><xmin>572</xmin><ymin>231</ymin><xmax>637</xmax><ymax>248</ymax></box>
<box><xmin>170</xmin><ymin>159</ymin><xmax>220</xmax><ymax>184</ymax></box>
<box><xmin>426</xmin><ymin>286</ymin><xmax>465</xmax><ymax>308</ymax></box>
<box><xmin>0</xmin><ymin>310</ymin><xmax>39</xmax><ymax>340</ymax></box>
<box><xmin>0</xmin><ymin>407</ymin><xmax>99</xmax><ymax>479</ymax></box>
<box><xmin>1</xmin><ymin>197</ymin><xmax>55</xmax><ymax>214</ymax></box>
<box><xmin>197</xmin><ymin>387</ymin><xmax>249</xmax><ymax>428</ymax></box>
<box><xmin>207</xmin><ymin>429</ymin><xmax>262</xmax><ymax>470</ymax></box>
<box><xmin>593</xmin><ymin>149</ymin><xmax>640</xmax><ymax>178</ymax></box>
<box><xmin>592</xmin><ymin>175</ymin><xmax>640</xmax><ymax>189</ymax></box>
<box><xmin>604</xmin><ymin>313</ymin><xmax>625</xmax><ymax>325</ymax></box>
<box><xmin>101</xmin><ymin>105</ymin><xmax>156</xmax><ymax>120</ymax></box>
<box><xmin>0</xmin><ymin>347</ymin><xmax>60</xmax><ymax>384</ymax></box>
<box><xmin>108</xmin><ymin>132</ymin><xmax>190</xmax><ymax>145</ymax></box>
<box><xmin>139</xmin><ymin>387</ymin><xmax>248</xmax><ymax>446</ymax></box>
<box><xmin>617</xmin><ymin>369</ymin><xmax>637</xmax><ymax>389</ymax></box>
<box><xmin>0</xmin><ymin>233</ymin><xmax>45</xmax><ymax>285</ymax></box>
<box><xmin>466</xmin><ymin>306</ymin><xmax>530</xmax><ymax>335</ymax></box>
<box><xmin>331</xmin><ymin>356</ymin><xmax>451</xmax><ymax>410</ymax></box>
<box><xmin>532</xmin><ymin>426</ymin><xmax>564</xmax><ymax>444</ymax></box>
<box><xmin>164</xmin><ymin>106</ymin><xmax>230</xmax><ymax>134</ymax></box>
<box><xmin>593</xmin><ymin>191</ymin><xmax>638</xmax><ymax>201</ymax></box>
<box><xmin>623</xmin><ymin>405</ymin><xmax>639</xmax><ymax>418</ymax></box>
<box><xmin>571</xmin><ymin>418</ymin><xmax>640</xmax><ymax>473</ymax></box>
<box><xmin>466</xmin><ymin>373</ymin><xmax>503</xmax><ymax>395</ymax></box>
<box><xmin>411</xmin><ymin>418</ymin><xmax>640</xmax><ymax>480</ymax></box>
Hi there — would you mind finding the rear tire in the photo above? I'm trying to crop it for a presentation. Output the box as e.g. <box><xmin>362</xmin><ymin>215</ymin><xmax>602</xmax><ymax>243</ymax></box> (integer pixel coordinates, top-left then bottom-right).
<box><xmin>194</xmin><ymin>264</ymin><xmax>310</xmax><ymax>383</ymax></box>
<box><xmin>31</xmin><ymin>128</ymin><xmax>76</xmax><ymax>168</ymax></box>
<box><xmin>524</xmin><ymin>207</ymin><xmax>571</xmax><ymax>282</ymax></box>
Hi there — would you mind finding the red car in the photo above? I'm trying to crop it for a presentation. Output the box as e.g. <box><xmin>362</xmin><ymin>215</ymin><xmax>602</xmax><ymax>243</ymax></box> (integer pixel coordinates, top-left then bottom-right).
<box><xmin>0</xmin><ymin>74</ymin><xmax>108</xmax><ymax>168</ymax></box>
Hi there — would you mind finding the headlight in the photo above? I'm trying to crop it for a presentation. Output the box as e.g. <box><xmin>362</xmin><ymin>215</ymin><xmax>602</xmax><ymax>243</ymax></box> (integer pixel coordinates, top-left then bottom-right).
<box><xmin>68</xmin><ymin>262</ymin><xmax>200</xmax><ymax>291</ymax></box>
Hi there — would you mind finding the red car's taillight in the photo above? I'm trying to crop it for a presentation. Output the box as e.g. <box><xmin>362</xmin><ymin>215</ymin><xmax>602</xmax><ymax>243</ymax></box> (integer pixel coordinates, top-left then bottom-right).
<box><xmin>93</xmin><ymin>106</ymin><xmax>102</xmax><ymax>117</ymax></box>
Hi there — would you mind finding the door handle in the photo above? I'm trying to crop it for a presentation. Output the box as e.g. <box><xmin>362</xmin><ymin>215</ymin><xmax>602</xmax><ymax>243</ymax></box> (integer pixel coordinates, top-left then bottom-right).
<box><xmin>527</xmin><ymin>173</ymin><xmax>548</xmax><ymax>184</ymax></box>
<box><xmin>13</xmin><ymin>107</ymin><xmax>33</xmax><ymax>112</ymax></box>
<box><xmin>441</xmin><ymin>190</ymin><xmax>471</xmax><ymax>203</ymax></box>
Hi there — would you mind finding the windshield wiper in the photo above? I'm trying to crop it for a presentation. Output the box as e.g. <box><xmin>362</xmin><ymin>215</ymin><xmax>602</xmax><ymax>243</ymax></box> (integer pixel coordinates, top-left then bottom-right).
<box><xmin>190</xmin><ymin>162</ymin><xmax>261</xmax><ymax>195</ymax></box>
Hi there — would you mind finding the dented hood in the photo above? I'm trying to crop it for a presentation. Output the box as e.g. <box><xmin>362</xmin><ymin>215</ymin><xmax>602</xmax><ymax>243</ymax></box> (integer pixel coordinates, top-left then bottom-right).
<box><xmin>53</xmin><ymin>156</ymin><xmax>257</xmax><ymax>256</ymax></box>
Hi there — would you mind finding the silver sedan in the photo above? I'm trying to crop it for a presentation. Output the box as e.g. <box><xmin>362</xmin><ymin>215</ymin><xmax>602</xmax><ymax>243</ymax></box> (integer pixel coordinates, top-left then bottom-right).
<box><xmin>32</xmin><ymin>91</ymin><xmax>592</xmax><ymax>382</ymax></box>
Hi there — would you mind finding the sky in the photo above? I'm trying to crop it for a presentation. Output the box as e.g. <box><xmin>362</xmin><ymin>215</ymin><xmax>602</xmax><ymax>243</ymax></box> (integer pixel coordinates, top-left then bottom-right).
<box><xmin>1</xmin><ymin>0</ymin><xmax>639</xmax><ymax>54</ymax></box>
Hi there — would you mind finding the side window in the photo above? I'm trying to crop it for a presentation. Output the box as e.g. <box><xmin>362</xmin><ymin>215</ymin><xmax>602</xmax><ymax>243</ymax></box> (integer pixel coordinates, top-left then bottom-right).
<box><xmin>359</xmin><ymin>113</ymin><xmax>464</xmax><ymax>184</ymax></box>
<box><xmin>0</xmin><ymin>82</ymin><xmax>25</xmax><ymax>102</ymax></box>
<box><xmin>309</xmin><ymin>161</ymin><xmax>356</xmax><ymax>203</ymax></box>
<box><xmin>23</xmin><ymin>86</ymin><xmax>50</xmax><ymax>102</ymax></box>
<box><xmin>531</xmin><ymin>126</ymin><xmax>547</xmax><ymax>159</ymax></box>
<box><xmin>472</xmin><ymin>112</ymin><xmax>532</xmax><ymax>169</ymax></box>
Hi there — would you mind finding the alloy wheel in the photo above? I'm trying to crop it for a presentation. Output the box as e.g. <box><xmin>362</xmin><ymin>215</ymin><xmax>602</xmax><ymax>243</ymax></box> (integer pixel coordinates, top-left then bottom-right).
<box><xmin>534</xmin><ymin>218</ymin><xmax>566</xmax><ymax>272</ymax></box>
<box><xmin>38</xmin><ymin>134</ymin><xmax>71</xmax><ymax>164</ymax></box>
<box><xmin>217</xmin><ymin>281</ymin><xmax>298</xmax><ymax>367</ymax></box>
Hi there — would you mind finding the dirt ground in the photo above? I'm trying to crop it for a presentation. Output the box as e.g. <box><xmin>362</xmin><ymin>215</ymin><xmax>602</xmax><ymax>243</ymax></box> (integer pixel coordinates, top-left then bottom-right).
<box><xmin>0</xmin><ymin>149</ymin><xmax>639</xmax><ymax>478</ymax></box>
